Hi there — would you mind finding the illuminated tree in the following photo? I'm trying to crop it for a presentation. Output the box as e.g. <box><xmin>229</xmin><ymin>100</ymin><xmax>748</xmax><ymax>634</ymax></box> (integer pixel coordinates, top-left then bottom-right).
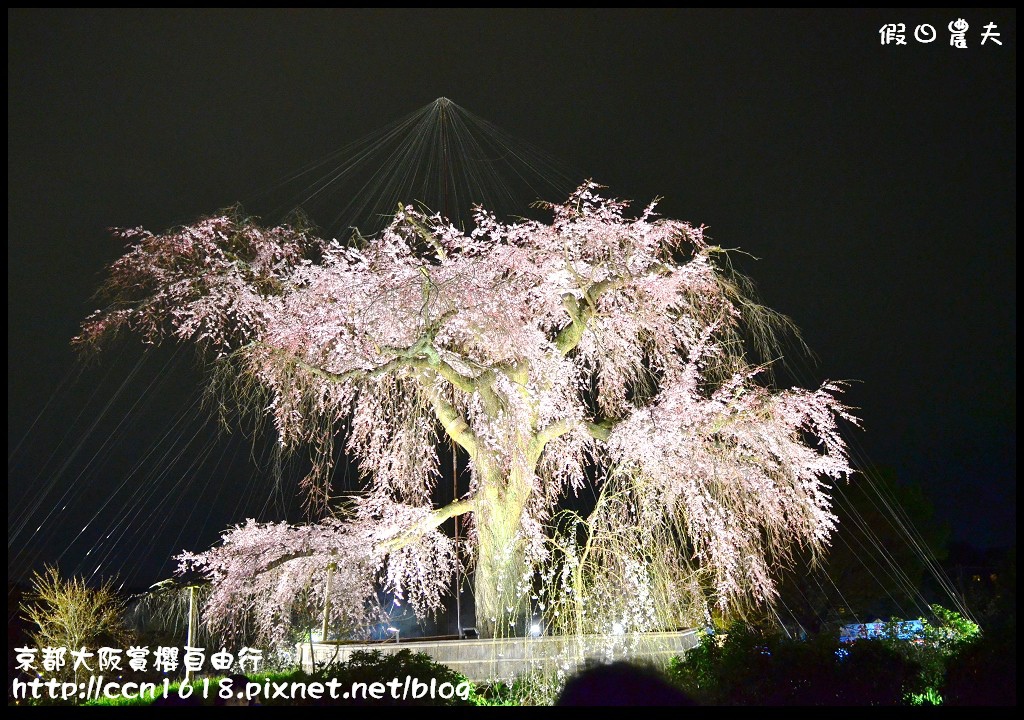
<box><xmin>78</xmin><ymin>183</ymin><xmax>856</xmax><ymax>639</ymax></box>
<box><xmin>20</xmin><ymin>566</ymin><xmax>129</xmax><ymax>681</ymax></box>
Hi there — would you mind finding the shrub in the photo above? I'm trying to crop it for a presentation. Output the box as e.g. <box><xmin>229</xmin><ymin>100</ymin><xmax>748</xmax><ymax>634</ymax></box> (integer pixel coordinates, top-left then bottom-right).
<box><xmin>19</xmin><ymin>566</ymin><xmax>130</xmax><ymax>682</ymax></box>
<box><xmin>879</xmin><ymin>604</ymin><xmax>981</xmax><ymax>702</ymax></box>
<box><xmin>942</xmin><ymin>632</ymin><xmax>1016</xmax><ymax>706</ymax></box>
<box><xmin>667</xmin><ymin>621</ymin><xmax>920</xmax><ymax>705</ymax></box>
<box><xmin>291</xmin><ymin>649</ymin><xmax>482</xmax><ymax>706</ymax></box>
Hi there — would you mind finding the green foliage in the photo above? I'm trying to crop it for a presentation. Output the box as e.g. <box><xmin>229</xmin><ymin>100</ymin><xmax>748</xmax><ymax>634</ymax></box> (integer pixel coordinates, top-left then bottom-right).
<box><xmin>923</xmin><ymin>604</ymin><xmax>980</xmax><ymax>648</ymax></box>
<box><xmin>667</xmin><ymin>632</ymin><xmax>723</xmax><ymax>702</ymax></box>
<box><xmin>84</xmin><ymin>677</ymin><xmax>207</xmax><ymax>706</ymax></box>
<box><xmin>907</xmin><ymin>687</ymin><xmax>943</xmax><ymax>706</ymax></box>
<box><xmin>85</xmin><ymin>694</ymin><xmax>158</xmax><ymax>707</ymax></box>
<box><xmin>668</xmin><ymin>622</ymin><xmax>918</xmax><ymax>705</ymax></box>
<box><xmin>878</xmin><ymin>604</ymin><xmax>980</xmax><ymax>702</ymax></box>
<box><xmin>668</xmin><ymin>607</ymin><xmax>986</xmax><ymax>706</ymax></box>
<box><xmin>477</xmin><ymin>670</ymin><xmax>567</xmax><ymax>706</ymax></box>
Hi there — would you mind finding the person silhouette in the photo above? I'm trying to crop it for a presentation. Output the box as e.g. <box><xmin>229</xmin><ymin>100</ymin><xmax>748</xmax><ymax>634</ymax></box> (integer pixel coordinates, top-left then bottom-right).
<box><xmin>557</xmin><ymin>662</ymin><xmax>696</xmax><ymax>706</ymax></box>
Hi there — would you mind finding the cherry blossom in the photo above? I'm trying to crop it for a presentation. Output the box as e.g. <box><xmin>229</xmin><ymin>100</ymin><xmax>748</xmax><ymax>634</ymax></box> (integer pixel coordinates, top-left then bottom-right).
<box><xmin>81</xmin><ymin>183</ymin><xmax>857</xmax><ymax>638</ymax></box>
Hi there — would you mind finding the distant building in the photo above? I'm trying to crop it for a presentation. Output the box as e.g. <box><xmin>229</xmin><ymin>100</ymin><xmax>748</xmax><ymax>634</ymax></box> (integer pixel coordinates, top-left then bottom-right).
<box><xmin>839</xmin><ymin>619</ymin><xmax>923</xmax><ymax>643</ymax></box>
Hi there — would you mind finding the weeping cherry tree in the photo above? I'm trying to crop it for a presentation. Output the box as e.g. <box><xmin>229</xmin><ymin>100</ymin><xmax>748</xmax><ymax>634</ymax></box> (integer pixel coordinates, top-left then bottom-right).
<box><xmin>77</xmin><ymin>183</ymin><xmax>856</xmax><ymax>640</ymax></box>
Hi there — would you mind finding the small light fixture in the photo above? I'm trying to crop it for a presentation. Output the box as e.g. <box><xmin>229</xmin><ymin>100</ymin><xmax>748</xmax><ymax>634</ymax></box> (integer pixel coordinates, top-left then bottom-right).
<box><xmin>612</xmin><ymin>622</ymin><xmax>625</xmax><ymax>636</ymax></box>
<box><xmin>530</xmin><ymin>622</ymin><xmax>542</xmax><ymax>637</ymax></box>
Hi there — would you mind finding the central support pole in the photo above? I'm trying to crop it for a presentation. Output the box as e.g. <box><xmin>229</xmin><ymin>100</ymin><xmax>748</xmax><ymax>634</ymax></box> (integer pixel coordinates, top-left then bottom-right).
<box><xmin>452</xmin><ymin>440</ymin><xmax>462</xmax><ymax>635</ymax></box>
<box><xmin>185</xmin><ymin>584</ymin><xmax>198</xmax><ymax>683</ymax></box>
<box><xmin>321</xmin><ymin>563</ymin><xmax>334</xmax><ymax>641</ymax></box>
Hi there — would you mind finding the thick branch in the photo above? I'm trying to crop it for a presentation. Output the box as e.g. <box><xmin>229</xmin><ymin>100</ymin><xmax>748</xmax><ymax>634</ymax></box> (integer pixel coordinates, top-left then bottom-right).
<box><xmin>529</xmin><ymin>415</ymin><xmax>619</xmax><ymax>465</ymax></box>
<box><xmin>258</xmin><ymin>500</ymin><xmax>476</xmax><ymax>574</ymax></box>
<box><xmin>554</xmin><ymin>294</ymin><xmax>589</xmax><ymax>355</ymax></box>
<box><xmin>416</xmin><ymin>372</ymin><xmax>479</xmax><ymax>456</ymax></box>
<box><xmin>528</xmin><ymin>419</ymin><xmax>578</xmax><ymax>464</ymax></box>
<box><xmin>258</xmin><ymin>335</ymin><xmax>480</xmax><ymax>395</ymax></box>
<box><xmin>381</xmin><ymin>499</ymin><xmax>475</xmax><ymax>552</ymax></box>
<box><xmin>399</xmin><ymin>204</ymin><xmax>448</xmax><ymax>261</ymax></box>
<box><xmin>301</xmin><ymin>355</ymin><xmax>411</xmax><ymax>383</ymax></box>
<box><xmin>584</xmin><ymin>418</ymin><xmax>617</xmax><ymax>442</ymax></box>
<box><xmin>258</xmin><ymin>338</ymin><xmax>486</xmax><ymax>470</ymax></box>
<box><xmin>418</xmin><ymin>345</ymin><xmax>478</xmax><ymax>393</ymax></box>
<box><xmin>554</xmin><ymin>276</ymin><xmax>627</xmax><ymax>355</ymax></box>
<box><xmin>257</xmin><ymin>342</ymin><xmax>411</xmax><ymax>383</ymax></box>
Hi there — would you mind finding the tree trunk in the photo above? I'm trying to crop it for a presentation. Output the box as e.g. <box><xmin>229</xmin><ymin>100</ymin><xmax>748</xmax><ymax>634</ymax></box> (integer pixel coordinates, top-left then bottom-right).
<box><xmin>472</xmin><ymin>485</ymin><xmax>531</xmax><ymax>638</ymax></box>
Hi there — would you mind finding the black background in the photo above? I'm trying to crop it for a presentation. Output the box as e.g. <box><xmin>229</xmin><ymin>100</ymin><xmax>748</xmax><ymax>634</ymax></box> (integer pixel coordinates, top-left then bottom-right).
<box><xmin>8</xmin><ymin>9</ymin><xmax>1015</xmax><ymax>588</ymax></box>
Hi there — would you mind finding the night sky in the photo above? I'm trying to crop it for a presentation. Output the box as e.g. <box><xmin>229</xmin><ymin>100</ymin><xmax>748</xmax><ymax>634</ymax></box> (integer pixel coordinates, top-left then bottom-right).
<box><xmin>7</xmin><ymin>9</ymin><xmax>1015</xmax><ymax>590</ymax></box>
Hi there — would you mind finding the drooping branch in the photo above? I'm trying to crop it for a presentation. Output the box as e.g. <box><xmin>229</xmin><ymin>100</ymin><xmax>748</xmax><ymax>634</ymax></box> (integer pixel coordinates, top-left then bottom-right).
<box><xmin>258</xmin><ymin>549</ymin><xmax>334</xmax><ymax>575</ymax></box>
